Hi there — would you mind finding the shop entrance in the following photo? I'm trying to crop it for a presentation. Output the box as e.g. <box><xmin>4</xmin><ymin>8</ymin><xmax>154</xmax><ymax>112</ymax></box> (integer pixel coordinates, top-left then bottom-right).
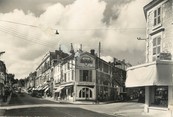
<box><xmin>79</xmin><ymin>88</ymin><xmax>92</xmax><ymax>100</ymax></box>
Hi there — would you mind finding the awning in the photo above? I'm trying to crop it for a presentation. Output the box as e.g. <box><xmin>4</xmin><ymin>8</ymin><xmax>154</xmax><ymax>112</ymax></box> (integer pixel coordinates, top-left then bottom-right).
<box><xmin>44</xmin><ymin>87</ymin><xmax>50</xmax><ymax>92</ymax></box>
<box><xmin>55</xmin><ymin>86</ymin><xmax>64</xmax><ymax>93</ymax></box>
<box><xmin>126</xmin><ymin>60</ymin><xmax>173</xmax><ymax>87</ymax></box>
<box><xmin>57</xmin><ymin>82</ymin><xmax>74</xmax><ymax>87</ymax></box>
<box><xmin>42</xmin><ymin>85</ymin><xmax>49</xmax><ymax>90</ymax></box>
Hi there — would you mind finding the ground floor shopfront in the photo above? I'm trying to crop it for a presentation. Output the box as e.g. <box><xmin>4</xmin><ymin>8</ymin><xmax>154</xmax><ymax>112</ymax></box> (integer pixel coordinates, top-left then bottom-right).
<box><xmin>53</xmin><ymin>82</ymin><xmax>119</xmax><ymax>102</ymax></box>
<box><xmin>54</xmin><ymin>82</ymin><xmax>96</xmax><ymax>102</ymax></box>
<box><xmin>126</xmin><ymin>60</ymin><xmax>173</xmax><ymax>117</ymax></box>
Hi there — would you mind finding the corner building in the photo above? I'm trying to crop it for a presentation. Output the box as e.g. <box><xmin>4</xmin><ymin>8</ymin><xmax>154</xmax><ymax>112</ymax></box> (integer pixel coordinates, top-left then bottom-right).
<box><xmin>126</xmin><ymin>0</ymin><xmax>173</xmax><ymax>116</ymax></box>
<box><xmin>53</xmin><ymin>50</ymin><xmax>126</xmax><ymax>102</ymax></box>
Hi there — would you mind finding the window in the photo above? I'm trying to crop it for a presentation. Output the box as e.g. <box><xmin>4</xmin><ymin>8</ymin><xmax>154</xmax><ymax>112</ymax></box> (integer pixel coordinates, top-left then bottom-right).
<box><xmin>80</xmin><ymin>70</ymin><xmax>92</xmax><ymax>82</ymax></box>
<box><xmin>67</xmin><ymin>62</ymin><xmax>70</xmax><ymax>70</ymax></box>
<box><xmin>103</xmin><ymin>63</ymin><xmax>108</xmax><ymax>73</ymax></box>
<box><xmin>64</xmin><ymin>73</ymin><xmax>66</xmax><ymax>82</ymax></box>
<box><xmin>154</xmin><ymin>7</ymin><xmax>161</xmax><ymax>26</ymax></box>
<box><xmin>153</xmin><ymin>36</ymin><xmax>161</xmax><ymax>61</ymax></box>
<box><xmin>150</xmin><ymin>86</ymin><xmax>168</xmax><ymax>107</ymax></box>
<box><xmin>79</xmin><ymin>88</ymin><xmax>92</xmax><ymax>99</ymax></box>
<box><xmin>72</xmin><ymin>70</ymin><xmax>74</xmax><ymax>80</ymax></box>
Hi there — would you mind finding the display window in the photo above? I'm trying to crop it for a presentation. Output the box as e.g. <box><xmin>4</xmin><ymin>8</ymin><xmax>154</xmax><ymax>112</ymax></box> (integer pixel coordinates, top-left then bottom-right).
<box><xmin>151</xmin><ymin>86</ymin><xmax>168</xmax><ymax>107</ymax></box>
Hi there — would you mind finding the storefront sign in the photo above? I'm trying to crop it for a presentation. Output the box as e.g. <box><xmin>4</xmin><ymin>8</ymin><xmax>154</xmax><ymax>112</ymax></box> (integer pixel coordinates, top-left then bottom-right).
<box><xmin>80</xmin><ymin>56</ymin><xmax>93</xmax><ymax>66</ymax></box>
<box><xmin>159</xmin><ymin>53</ymin><xmax>172</xmax><ymax>60</ymax></box>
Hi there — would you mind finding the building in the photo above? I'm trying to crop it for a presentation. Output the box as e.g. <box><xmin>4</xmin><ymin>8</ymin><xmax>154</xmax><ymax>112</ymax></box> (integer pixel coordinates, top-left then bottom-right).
<box><xmin>53</xmin><ymin>49</ymin><xmax>127</xmax><ymax>102</ymax></box>
<box><xmin>0</xmin><ymin>60</ymin><xmax>7</xmax><ymax>102</ymax></box>
<box><xmin>126</xmin><ymin>0</ymin><xmax>173</xmax><ymax>116</ymax></box>
<box><xmin>25</xmin><ymin>72</ymin><xmax>36</xmax><ymax>90</ymax></box>
<box><xmin>35</xmin><ymin>49</ymin><xmax>69</xmax><ymax>97</ymax></box>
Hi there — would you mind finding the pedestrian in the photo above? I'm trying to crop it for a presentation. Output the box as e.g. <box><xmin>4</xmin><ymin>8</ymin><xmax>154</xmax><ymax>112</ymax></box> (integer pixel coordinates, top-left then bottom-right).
<box><xmin>96</xmin><ymin>94</ymin><xmax>100</xmax><ymax>104</ymax></box>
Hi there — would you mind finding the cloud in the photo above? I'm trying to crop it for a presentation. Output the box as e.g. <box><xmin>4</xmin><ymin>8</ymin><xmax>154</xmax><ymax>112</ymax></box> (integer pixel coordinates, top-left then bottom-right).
<box><xmin>0</xmin><ymin>0</ymin><xmax>150</xmax><ymax>79</ymax></box>
<box><xmin>0</xmin><ymin>0</ymin><xmax>75</xmax><ymax>16</ymax></box>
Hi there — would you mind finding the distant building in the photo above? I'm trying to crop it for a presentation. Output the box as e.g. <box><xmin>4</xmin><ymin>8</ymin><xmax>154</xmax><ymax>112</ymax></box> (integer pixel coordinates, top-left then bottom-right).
<box><xmin>126</xmin><ymin>0</ymin><xmax>173</xmax><ymax>116</ymax></box>
<box><xmin>25</xmin><ymin>72</ymin><xmax>36</xmax><ymax>89</ymax></box>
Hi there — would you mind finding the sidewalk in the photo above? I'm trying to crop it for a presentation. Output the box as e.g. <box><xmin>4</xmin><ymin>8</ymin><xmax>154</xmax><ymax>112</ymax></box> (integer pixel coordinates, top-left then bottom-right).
<box><xmin>0</xmin><ymin>92</ymin><xmax>12</xmax><ymax>106</ymax></box>
<box><xmin>43</xmin><ymin>97</ymin><xmax>154</xmax><ymax>117</ymax></box>
<box><xmin>44</xmin><ymin>96</ymin><xmax>116</xmax><ymax>105</ymax></box>
<box><xmin>0</xmin><ymin>93</ymin><xmax>12</xmax><ymax>116</ymax></box>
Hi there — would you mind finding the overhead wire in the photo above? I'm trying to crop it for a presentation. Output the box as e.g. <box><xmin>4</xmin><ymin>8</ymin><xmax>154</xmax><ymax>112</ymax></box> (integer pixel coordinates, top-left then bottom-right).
<box><xmin>0</xmin><ymin>24</ymin><xmax>57</xmax><ymax>47</ymax></box>
<box><xmin>0</xmin><ymin>19</ymin><xmax>146</xmax><ymax>31</ymax></box>
<box><xmin>0</xmin><ymin>26</ymin><xmax>56</xmax><ymax>48</ymax></box>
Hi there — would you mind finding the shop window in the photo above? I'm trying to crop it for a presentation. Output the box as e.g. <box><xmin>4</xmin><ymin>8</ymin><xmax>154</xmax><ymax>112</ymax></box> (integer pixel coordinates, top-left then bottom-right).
<box><xmin>79</xmin><ymin>88</ymin><xmax>92</xmax><ymax>99</ymax></box>
<box><xmin>151</xmin><ymin>86</ymin><xmax>168</xmax><ymax>107</ymax></box>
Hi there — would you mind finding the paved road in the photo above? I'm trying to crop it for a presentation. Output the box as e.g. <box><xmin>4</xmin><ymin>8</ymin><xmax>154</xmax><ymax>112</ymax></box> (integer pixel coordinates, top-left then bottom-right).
<box><xmin>7</xmin><ymin>92</ymin><xmax>60</xmax><ymax>106</ymax></box>
<box><xmin>4</xmin><ymin>107</ymin><xmax>115</xmax><ymax>117</ymax></box>
<box><xmin>2</xmin><ymin>92</ymin><xmax>115</xmax><ymax>117</ymax></box>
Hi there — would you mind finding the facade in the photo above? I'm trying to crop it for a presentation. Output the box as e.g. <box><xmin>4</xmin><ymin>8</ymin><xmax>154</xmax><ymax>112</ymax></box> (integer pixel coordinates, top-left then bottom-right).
<box><xmin>25</xmin><ymin>72</ymin><xmax>36</xmax><ymax>89</ymax></box>
<box><xmin>35</xmin><ymin>50</ymin><xmax>68</xmax><ymax>97</ymax></box>
<box><xmin>126</xmin><ymin>0</ymin><xmax>173</xmax><ymax>116</ymax></box>
<box><xmin>0</xmin><ymin>60</ymin><xmax>7</xmax><ymax>102</ymax></box>
<box><xmin>53</xmin><ymin>49</ymin><xmax>127</xmax><ymax>102</ymax></box>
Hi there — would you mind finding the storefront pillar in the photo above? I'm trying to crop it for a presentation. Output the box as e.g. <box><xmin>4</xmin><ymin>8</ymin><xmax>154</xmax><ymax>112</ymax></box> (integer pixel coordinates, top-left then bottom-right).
<box><xmin>73</xmin><ymin>84</ymin><xmax>76</xmax><ymax>102</ymax></box>
<box><xmin>168</xmin><ymin>86</ymin><xmax>173</xmax><ymax>109</ymax></box>
<box><xmin>144</xmin><ymin>86</ymin><xmax>149</xmax><ymax>113</ymax></box>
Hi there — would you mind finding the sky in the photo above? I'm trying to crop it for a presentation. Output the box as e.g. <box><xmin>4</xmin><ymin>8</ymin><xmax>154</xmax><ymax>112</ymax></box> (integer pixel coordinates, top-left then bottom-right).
<box><xmin>0</xmin><ymin>0</ymin><xmax>151</xmax><ymax>79</ymax></box>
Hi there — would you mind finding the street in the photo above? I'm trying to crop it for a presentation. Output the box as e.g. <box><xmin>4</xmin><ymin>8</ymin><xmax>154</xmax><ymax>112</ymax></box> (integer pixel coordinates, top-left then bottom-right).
<box><xmin>1</xmin><ymin>92</ymin><xmax>114</xmax><ymax>117</ymax></box>
<box><xmin>0</xmin><ymin>92</ymin><xmax>149</xmax><ymax>117</ymax></box>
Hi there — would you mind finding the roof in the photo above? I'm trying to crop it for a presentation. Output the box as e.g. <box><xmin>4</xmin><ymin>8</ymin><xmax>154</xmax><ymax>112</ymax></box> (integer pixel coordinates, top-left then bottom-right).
<box><xmin>36</xmin><ymin>50</ymin><xmax>69</xmax><ymax>70</ymax></box>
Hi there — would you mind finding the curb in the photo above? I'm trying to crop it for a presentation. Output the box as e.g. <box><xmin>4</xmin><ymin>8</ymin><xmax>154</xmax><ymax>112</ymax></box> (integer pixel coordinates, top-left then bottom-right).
<box><xmin>43</xmin><ymin>97</ymin><xmax>117</xmax><ymax>105</ymax></box>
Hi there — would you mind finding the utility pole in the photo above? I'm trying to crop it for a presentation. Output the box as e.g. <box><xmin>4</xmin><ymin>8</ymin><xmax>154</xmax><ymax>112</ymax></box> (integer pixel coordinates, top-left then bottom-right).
<box><xmin>98</xmin><ymin>42</ymin><xmax>101</xmax><ymax>58</ymax></box>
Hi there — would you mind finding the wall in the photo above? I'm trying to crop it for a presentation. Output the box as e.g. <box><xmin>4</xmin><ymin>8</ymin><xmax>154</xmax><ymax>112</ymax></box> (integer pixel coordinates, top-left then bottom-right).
<box><xmin>146</xmin><ymin>0</ymin><xmax>173</xmax><ymax>62</ymax></box>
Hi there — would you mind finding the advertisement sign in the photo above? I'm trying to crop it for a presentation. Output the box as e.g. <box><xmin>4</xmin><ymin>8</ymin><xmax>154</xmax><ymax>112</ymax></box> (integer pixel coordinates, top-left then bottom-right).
<box><xmin>80</xmin><ymin>56</ymin><xmax>93</xmax><ymax>66</ymax></box>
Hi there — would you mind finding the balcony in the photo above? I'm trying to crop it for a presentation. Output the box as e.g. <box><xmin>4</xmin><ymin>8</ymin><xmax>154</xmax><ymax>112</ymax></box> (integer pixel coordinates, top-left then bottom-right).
<box><xmin>126</xmin><ymin>60</ymin><xmax>173</xmax><ymax>87</ymax></box>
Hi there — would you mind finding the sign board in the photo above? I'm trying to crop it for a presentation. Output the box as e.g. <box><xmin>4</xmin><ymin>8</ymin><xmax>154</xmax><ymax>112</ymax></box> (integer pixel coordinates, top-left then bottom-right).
<box><xmin>159</xmin><ymin>53</ymin><xmax>172</xmax><ymax>60</ymax></box>
<box><xmin>77</xmin><ymin>54</ymin><xmax>95</xmax><ymax>68</ymax></box>
<box><xmin>80</xmin><ymin>56</ymin><xmax>93</xmax><ymax>65</ymax></box>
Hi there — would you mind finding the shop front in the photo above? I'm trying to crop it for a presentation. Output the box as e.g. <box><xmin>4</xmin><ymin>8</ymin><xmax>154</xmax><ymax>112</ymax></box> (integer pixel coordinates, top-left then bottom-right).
<box><xmin>75</xmin><ymin>82</ymin><xmax>96</xmax><ymax>101</ymax></box>
<box><xmin>126</xmin><ymin>60</ymin><xmax>173</xmax><ymax>116</ymax></box>
<box><xmin>54</xmin><ymin>82</ymin><xmax>74</xmax><ymax>101</ymax></box>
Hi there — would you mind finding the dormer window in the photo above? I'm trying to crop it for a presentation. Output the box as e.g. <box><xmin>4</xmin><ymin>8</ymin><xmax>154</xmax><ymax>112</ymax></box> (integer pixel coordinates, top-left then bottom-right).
<box><xmin>154</xmin><ymin>7</ymin><xmax>161</xmax><ymax>26</ymax></box>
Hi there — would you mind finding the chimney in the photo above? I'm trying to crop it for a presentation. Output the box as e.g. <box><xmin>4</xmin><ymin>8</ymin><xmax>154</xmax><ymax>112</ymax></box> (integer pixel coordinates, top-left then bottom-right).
<box><xmin>90</xmin><ymin>49</ymin><xmax>95</xmax><ymax>55</ymax></box>
<box><xmin>80</xmin><ymin>44</ymin><xmax>82</xmax><ymax>51</ymax></box>
<box><xmin>70</xmin><ymin>43</ymin><xmax>75</xmax><ymax>54</ymax></box>
<box><xmin>113</xmin><ymin>58</ymin><xmax>117</xmax><ymax>63</ymax></box>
